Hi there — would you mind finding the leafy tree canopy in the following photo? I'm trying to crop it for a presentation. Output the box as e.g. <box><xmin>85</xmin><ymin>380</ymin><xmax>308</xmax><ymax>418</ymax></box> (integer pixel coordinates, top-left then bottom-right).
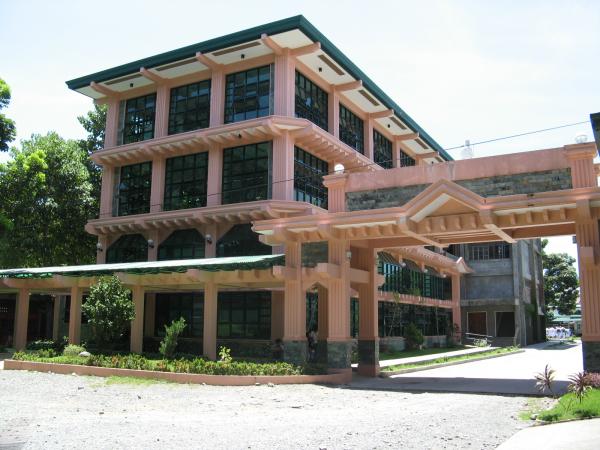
<box><xmin>0</xmin><ymin>132</ymin><xmax>96</xmax><ymax>268</ymax></box>
<box><xmin>0</xmin><ymin>77</ymin><xmax>16</xmax><ymax>152</ymax></box>
<box><xmin>542</xmin><ymin>239</ymin><xmax>579</xmax><ymax>315</ymax></box>
<box><xmin>77</xmin><ymin>104</ymin><xmax>106</xmax><ymax>205</ymax></box>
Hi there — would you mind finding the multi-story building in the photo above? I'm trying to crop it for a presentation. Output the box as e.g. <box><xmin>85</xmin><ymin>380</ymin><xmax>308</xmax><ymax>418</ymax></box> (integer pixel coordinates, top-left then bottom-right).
<box><xmin>457</xmin><ymin>240</ymin><xmax>545</xmax><ymax>347</ymax></box>
<box><xmin>5</xmin><ymin>16</ymin><xmax>599</xmax><ymax>375</ymax></box>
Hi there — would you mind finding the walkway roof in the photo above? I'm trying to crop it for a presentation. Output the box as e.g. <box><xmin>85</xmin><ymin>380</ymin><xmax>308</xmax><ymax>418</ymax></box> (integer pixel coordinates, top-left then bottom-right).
<box><xmin>0</xmin><ymin>255</ymin><xmax>285</xmax><ymax>279</ymax></box>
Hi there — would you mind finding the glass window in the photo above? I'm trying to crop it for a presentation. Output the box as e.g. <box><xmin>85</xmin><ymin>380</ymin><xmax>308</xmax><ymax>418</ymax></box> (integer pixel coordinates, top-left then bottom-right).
<box><xmin>122</xmin><ymin>94</ymin><xmax>156</xmax><ymax>144</ymax></box>
<box><xmin>339</xmin><ymin>104</ymin><xmax>364</xmax><ymax>153</ymax></box>
<box><xmin>350</xmin><ymin>298</ymin><xmax>359</xmax><ymax>338</ymax></box>
<box><xmin>378</xmin><ymin>302</ymin><xmax>451</xmax><ymax>337</ymax></box>
<box><xmin>295</xmin><ymin>71</ymin><xmax>328</xmax><ymax>130</ymax></box>
<box><xmin>217</xmin><ymin>291</ymin><xmax>271</xmax><ymax>339</ymax></box>
<box><xmin>158</xmin><ymin>229</ymin><xmax>205</xmax><ymax>261</ymax></box>
<box><xmin>117</xmin><ymin>162</ymin><xmax>152</xmax><ymax>216</ymax></box>
<box><xmin>163</xmin><ymin>152</ymin><xmax>208</xmax><ymax>211</ymax></box>
<box><xmin>400</xmin><ymin>149</ymin><xmax>416</xmax><ymax>167</ymax></box>
<box><xmin>106</xmin><ymin>234</ymin><xmax>147</xmax><ymax>263</ymax></box>
<box><xmin>221</xmin><ymin>142</ymin><xmax>271</xmax><ymax>204</ymax></box>
<box><xmin>374</xmin><ymin>130</ymin><xmax>393</xmax><ymax>169</ymax></box>
<box><xmin>168</xmin><ymin>80</ymin><xmax>211</xmax><ymax>134</ymax></box>
<box><xmin>224</xmin><ymin>65</ymin><xmax>273</xmax><ymax>123</ymax></box>
<box><xmin>216</xmin><ymin>224</ymin><xmax>271</xmax><ymax>258</ymax></box>
<box><xmin>468</xmin><ymin>242</ymin><xmax>512</xmax><ymax>260</ymax></box>
<box><xmin>155</xmin><ymin>293</ymin><xmax>203</xmax><ymax>338</ymax></box>
<box><xmin>294</xmin><ymin>147</ymin><xmax>328</xmax><ymax>208</ymax></box>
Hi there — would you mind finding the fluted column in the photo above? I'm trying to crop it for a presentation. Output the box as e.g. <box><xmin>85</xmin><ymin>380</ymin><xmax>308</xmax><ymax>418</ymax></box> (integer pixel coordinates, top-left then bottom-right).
<box><xmin>355</xmin><ymin>247</ymin><xmax>380</xmax><ymax>376</ymax></box>
<box><xmin>282</xmin><ymin>241</ymin><xmax>307</xmax><ymax>364</ymax></box>
<box><xmin>452</xmin><ymin>274</ymin><xmax>462</xmax><ymax>344</ymax></box>
<box><xmin>130</xmin><ymin>286</ymin><xmax>145</xmax><ymax>353</ymax></box>
<box><xmin>274</xmin><ymin>49</ymin><xmax>295</xmax><ymax>117</ymax></box>
<box><xmin>203</xmin><ymin>281</ymin><xmax>218</xmax><ymax>360</ymax></box>
<box><xmin>272</xmin><ymin>131</ymin><xmax>294</xmax><ymax>201</ymax></box>
<box><xmin>14</xmin><ymin>288</ymin><xmax>30</xmax><ymax>350</ymax></box>
<box><xmin>68</xmin><ymin>287</ymin><xmax>82</xmax><ymax>345</ymax></box>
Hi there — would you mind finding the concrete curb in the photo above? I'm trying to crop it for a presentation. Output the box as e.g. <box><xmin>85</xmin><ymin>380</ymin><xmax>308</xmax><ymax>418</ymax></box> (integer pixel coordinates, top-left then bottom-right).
<box><xmin>4</xmin><ymin>359</ymin><xmax>352</xmax><ymax>385</ymax></box>
<box><xmin>380</xmin><ymin>349</ymin><xmax>525</xmax><ymax>376</ymax></box>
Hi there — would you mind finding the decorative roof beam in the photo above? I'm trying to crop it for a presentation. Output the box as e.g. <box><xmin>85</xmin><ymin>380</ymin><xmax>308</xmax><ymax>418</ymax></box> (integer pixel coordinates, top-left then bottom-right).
<box><xmin>334</xmin><ymin>80</ymin><xmax>362</xmax><ymax>92</ymax></box>
<box><xmin>139</xmin><ymin>67</ymin><xmax>165</xmax><ymax>84</ymax></box>
<box><xmin>260</xmin><ymin>33</ymin><xmax>283</xmax><ymax>55</ymax></box>
<box><xmin>291</xmin><ymin>42</ymin><xmax>321</xmax><ymax>57</ymax></box>
<box><xmin>89</xmin><ymin>82</ymin><xmax>117</xmax><ymax>97</ymax></box>
<box><xmin>480</xmin><ymin>211</ymin><xmax>517</xmax><ymax>244</ymax></box>
<box><xmin>195</xmin><ymin>52</ymin><xmax>223</xmax><ymax>71</ymax></box>
<box><xmin>369</xmin><ymin>109</ymin><xmax>394</xmax><ymax>120</ymax></box>
<box><xmin>395</xmin><ymin>132</ymin><xmax>419</xmax><ymax>142</ymax></box>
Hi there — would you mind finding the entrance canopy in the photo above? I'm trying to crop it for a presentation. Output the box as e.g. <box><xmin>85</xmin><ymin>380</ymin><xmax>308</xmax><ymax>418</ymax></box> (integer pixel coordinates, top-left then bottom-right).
<box><xmin>0</xmin><ymin>255</ymin><xmax>286</xmax><ymax>292</ymax></box>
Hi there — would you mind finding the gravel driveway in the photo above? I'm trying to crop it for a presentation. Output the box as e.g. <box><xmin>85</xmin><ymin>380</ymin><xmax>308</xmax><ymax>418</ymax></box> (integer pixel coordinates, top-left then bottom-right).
<box><xmin>0</xmin><ymin>369</ymin><xmax>529</xmax><ymax>450</ymax></box>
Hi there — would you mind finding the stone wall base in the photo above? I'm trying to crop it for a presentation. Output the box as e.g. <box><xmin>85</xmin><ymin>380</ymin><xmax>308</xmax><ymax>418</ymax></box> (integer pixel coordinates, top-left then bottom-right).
<box><xmin>282</xmin><ymin>340</ymin><xmax>307</xmax><ymax>365</ymax></box>
<box><xmin>357</xmin><ymin>339</ymin><xmax>380</xmax><ymax>376</ymax></box>
<box><xmin>583</xmin><ymin>340</ymin><xmax>600</xmax><ymax>372</ymax></box>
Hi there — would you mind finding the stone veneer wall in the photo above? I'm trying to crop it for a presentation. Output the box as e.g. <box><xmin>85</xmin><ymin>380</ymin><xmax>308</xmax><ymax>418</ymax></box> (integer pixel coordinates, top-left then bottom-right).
<box><xmin>346</xmin><ymin>169</ymin><xmax>572</xmax><ymax>211</ymax></box>
<box><xmin>302</xmin><ymin>241</ymin><xmax>328</xmax><ymax>267</ymax></box>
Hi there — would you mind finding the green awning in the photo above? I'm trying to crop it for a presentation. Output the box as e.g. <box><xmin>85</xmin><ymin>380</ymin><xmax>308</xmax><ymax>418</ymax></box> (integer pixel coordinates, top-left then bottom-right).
<box><xmin>0</xmin><ymin>254</ymin><xmax>285</xmax><ymax>279</ymax></box>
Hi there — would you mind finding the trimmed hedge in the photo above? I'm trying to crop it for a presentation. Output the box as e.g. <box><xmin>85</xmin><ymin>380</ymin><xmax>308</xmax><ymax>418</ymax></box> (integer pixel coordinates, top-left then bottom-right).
<box><xmin>12</xmin><ymin>352</ymin><xmax>304</xmax><ymax>376</ymax></box>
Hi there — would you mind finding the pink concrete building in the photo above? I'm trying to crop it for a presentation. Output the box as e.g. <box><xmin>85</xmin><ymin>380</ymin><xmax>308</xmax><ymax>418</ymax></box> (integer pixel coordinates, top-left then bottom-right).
<box><xmin>1</xmin><ymin>16</ymin><xmax>599</xmax><ymax>375</ymax></box>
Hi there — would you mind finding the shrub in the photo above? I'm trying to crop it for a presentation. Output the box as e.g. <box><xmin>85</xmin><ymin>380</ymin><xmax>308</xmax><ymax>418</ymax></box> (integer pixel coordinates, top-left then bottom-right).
<box><xmin>82</xmin><ymin>276</ymin><xmax>134</xmax><ymax>350</ymax></box>
<box><xmin>586</xmin><ymin>372</ymin><xmax>600</xmax><ymax>388</ymax></box>
<box><xmin>219</xmin><ymin>346</ymin><xmax>232</xmax><ymax>363</ymax></box>
<box><xmin>26</xmin><ymin>340</ymin><xmax>55</xmax><ymax>352</ymax></box>
<box><xmin>403</xmin><ymin>323</ymin><xmax>424</xmax><ymax>350</ymax></box>
<box><xmin>63</xmin><ymin>344</ymin><xmax>86</xmax><ymax>357</ymax></box>
<box><xmin>159</xmin><ymin>318</ymin><xmax>186</xmax><ymax>359</ymax></box>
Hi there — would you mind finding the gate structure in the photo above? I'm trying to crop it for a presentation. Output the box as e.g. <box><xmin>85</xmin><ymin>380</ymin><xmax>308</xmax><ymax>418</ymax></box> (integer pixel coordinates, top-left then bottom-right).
<box><xmin>253</xmin><ymin>142</ymin><xmax>600</xmax><ymax>374</ymax></box>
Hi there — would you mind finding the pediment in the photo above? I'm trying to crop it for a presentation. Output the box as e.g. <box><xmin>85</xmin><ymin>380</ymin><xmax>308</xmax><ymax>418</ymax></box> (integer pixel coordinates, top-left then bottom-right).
<box><xmin>404</xmin><ymin>179</ymin><xmax>486</xmax><ymax>222</ymax></box>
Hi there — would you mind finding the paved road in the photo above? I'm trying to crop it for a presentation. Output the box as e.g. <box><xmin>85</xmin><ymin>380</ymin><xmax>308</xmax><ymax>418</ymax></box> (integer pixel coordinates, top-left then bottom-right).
<box><xmin>497</xmin><ymin>418</ymin><xmax>600</xmax><ymax>450</ymax></box>
<box><xmin>352</xmin><ymin>341</ymin><xmax>583</xmax><ymax>395</ymax></box>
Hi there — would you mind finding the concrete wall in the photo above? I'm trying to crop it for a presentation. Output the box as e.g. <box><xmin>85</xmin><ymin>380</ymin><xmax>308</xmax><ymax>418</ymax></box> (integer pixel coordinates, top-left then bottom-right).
<box><xmin>346</xmin><ymin>169</ymin><xmax>572</xmax><ymax>211</ymax></box>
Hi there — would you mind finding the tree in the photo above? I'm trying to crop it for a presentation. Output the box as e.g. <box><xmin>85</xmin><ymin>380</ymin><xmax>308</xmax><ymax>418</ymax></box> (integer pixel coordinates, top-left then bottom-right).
<box><xmin>0</xmin><ymin>132</ymin><xmax>96</xmax><ymax>268</ymax></box>
<box><xmin>159</xmin><ymin>318</ymin><xmax>187</xmax><ymax>359</ymax></box>
<box><xmin>542</xmin><ymin>239</ymin><xmax>579</xmax><ymax>315</ymax></box>
<box><xmin>77</xmin><ymin>104</ymin><xmax>106</xmax><ymax>208</ymax></box>
<box><xmin>0</xmin><ymin>77</ymin><xmax>16</xmax><ymax>151</ymax></box>
<box><xmin>82</xmin><ymin>276</ymin><xmax>134</xmax><ymax>350</ymax></box>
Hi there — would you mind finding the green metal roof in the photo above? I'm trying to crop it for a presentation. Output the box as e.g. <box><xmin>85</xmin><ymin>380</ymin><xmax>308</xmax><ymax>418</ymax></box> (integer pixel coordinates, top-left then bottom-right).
<box><xmin>0</xmin><ymin>255</ymin><xmax>284</xmax><ymax>279</ymax></box>
<box><xmin>65</xmin><ymin>15</ymin><xmax>451</xmax><ymax>161</ymax></box>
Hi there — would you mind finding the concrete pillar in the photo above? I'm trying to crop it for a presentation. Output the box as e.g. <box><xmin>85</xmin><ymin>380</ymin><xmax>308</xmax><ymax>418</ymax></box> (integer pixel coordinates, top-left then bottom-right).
<box><xmin>316</xmin><ymin>284</ymin><xmax>329</xmax><ymax>364</ymax></box>
<box><xmin>328</xmin><ymin>90</ymin><xmax>340</xmax><ymax>139</ymax></box>
<box><xmin>68</xmin><ymin>287</ymin><xmax>83</xmax><ymax>345</ymax></box>
<box><xmin>392</xmin><ymin>139</ymin><xmax>401</xmax><ymax>168</ymax></box>
<box><xmin>209</xmin><ymin>70</ymin><xmax>225</xmax><ymax>128</ymax></box>
<box><xmin>451</xmin><ymin>274</ymin><xmax>462</xmax><ymax>344</ymax></box>
<box><xmin>274</xmin><ymin>49</ymin><xmax>295</xmax><ymax>117</ymax></box>
<box><xmin>271</xmin><ymin>290</ymin><xmax>285</xmax><ymax>340</ymax></box>
<box><xmin>282</xmin><ymin>241</ymin><xmax>307</xmax><ymax>364</ymax></box>
<box><xmin>150</xmin><ymin>157</ymin><xmax>166</xmax><ymax>213</ymax></box>
<box><xmin>99</xmin><ymin>165</ymin><xmax>114</xmax><ymax>219</ymax></box>
<box><xmin>14</xmin><ymin>288</ymin><xmax>30</xmax><ymax>350</ymax></box>
<box><xmin>355</xmin><ymin>248</ymin><xmax>380</xmax><ymax>376</ymax></box>
<box><xmin>52</xmin><ymin>296</ymin><xmax>61</xmax><ymax>341</ymax></box>
<box><xmin>130</xmin><ymin>286</ymin><xmax>145</xmax><ymax>353</ymax></box>
<box><xmin>154</xmin><ymin>85</ymin><xmax>170</xmax><ymax>138</ymax></box>
<box><xmin>97</xmin><ymin>235</ymin><xmax>109</xmax><ymax>264</ymax></box>
<box><xmin>323</xmin><ymin>239</ymin><xmax>352</xmax><ymax>370</ymax></box>
<box><xmin>144</xmin><ymin>293</ymin><xmax>156</xmax><ymax>338</ymax></box>
<box><xmin>104</xmin><ymin>98</ymin><xmax>120</xmax><ymax>148</ymax></box>
<box><xmin>322</xmin><ymin>173</ymin><xmax>348</xmax><ymax>213</ymax></box>
<box><xmin>272</xmin><ymin>131</ymin><xmax>293</xmax><ymax>201</ymax></box>
<box><xmin>204</xmin><ymin>224</ymin><xmax>218</xmax><ymax>257</ymax></box>
<box><xmin>206</xmin><ymin>145</ymin><xmax>222</xmax><ymax>206</ymax></box>
<box><xmin>147</xmin><ymin>229</ymin><xmax>160</xmax><ymax>262</ymax></box>
<box><xmin>566</xmin><ymin>143</ymin><xmax>600</xmax><ymax>371</ymax></box>
<box><xmin>364</xmin><ymin>118</ymin><xmax>374</xmax><ymax>161</ymax></box>
<box><xmin>203</xmin><ymin>281</ymin><xmax>218</xmax><ymax>360</ymax></box>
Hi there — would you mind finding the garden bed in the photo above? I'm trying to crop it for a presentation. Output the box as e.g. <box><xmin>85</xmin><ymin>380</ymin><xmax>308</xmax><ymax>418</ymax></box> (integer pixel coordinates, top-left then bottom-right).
<box><xmin>6</xmin><ymin>353</ymin><xmax>351</xmax><ymax>385</ymax></box>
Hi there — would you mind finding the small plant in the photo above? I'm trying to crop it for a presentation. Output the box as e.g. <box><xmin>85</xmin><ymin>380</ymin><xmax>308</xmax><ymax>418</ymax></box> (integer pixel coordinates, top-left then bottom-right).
<box><xmin>534</xmin><ymin>364</ymin><xmax>556</xmax><ymax>397</ymax></box>
<box><xmin>403</xmin><ymin>323</ymin><xmax>424</xmax><ymax>350</ymax></box>
<box><xmin>63</xmin><ymin>344</ymin><xmax>86</xmax><ymax>357</ymax></box>
<box><xmin>218</xmin><ymin>346</ymin><xmax>232</xmax><ymax>363</ymax></box>
<box><xmin>473</xmin><ymin>338</ymin><xmax>489</xmax><ymax>347</ymax></box>
<box><xmin>26</xmin><ymin>340</ymin><xmax>55</xmax><ymax>352</ymax></box>
<box><xmin>82</xmin><ymin>276</ymin><xmax>134</xmax><ymax>351</ymax></box>
<box><xmin>587</xmin><ymin>372</ymin><xmax>600</xmax><ymax>388</ymax></box>
<box><xmin>159</xmin><ymin>317</ymin><xmax>186</xmax><ymax>359</ymax></box>
<box><xmin>568</xmin><ymin>371</ymin><xmax>591</xmax><ymax>403</ymax></box>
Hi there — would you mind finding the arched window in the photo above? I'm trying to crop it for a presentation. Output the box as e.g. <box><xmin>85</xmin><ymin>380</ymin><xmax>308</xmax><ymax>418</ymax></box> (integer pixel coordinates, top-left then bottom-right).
<box><xmin>158</xmin><ymin>229</ymin><xmax>205</xmax><ymax>261</ymax></box>
<box><xmin>216</xmin><ymin>224</ymin><xmax>271</xmax><ymax>258</ymax></box>
<box><xmin>106</xmin><ymin>234</ymin><xmax>147</xmax><ymax>263</ymax></box>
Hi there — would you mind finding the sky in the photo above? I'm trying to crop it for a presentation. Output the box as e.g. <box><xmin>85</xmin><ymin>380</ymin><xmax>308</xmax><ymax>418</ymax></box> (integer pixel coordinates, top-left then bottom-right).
<box><xmin>2</xmin><ymin>0</ymin><xmax>600</xmax><ymax>266</ymax></box>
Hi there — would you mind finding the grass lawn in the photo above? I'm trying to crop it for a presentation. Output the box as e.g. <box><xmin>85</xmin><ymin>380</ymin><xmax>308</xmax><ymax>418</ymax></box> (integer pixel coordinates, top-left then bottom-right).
<box><xmin>105</xmin><ymin>376</ymin><xmax>173</xmax><ymax>386</ymax></box>
<box><xmin>537</xmin><ymin>389</ymin><xmax>600</xmax><ymax>422</ymax></box>
<box><xmin>379</xmin><ymin>346</ymin><xmax>466</xmax><ymax>361</ymax></box>
<box><xmin>382</xmin><ymin>346</ymin><xmax>519</xmax><ymax>372</ymax></box>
